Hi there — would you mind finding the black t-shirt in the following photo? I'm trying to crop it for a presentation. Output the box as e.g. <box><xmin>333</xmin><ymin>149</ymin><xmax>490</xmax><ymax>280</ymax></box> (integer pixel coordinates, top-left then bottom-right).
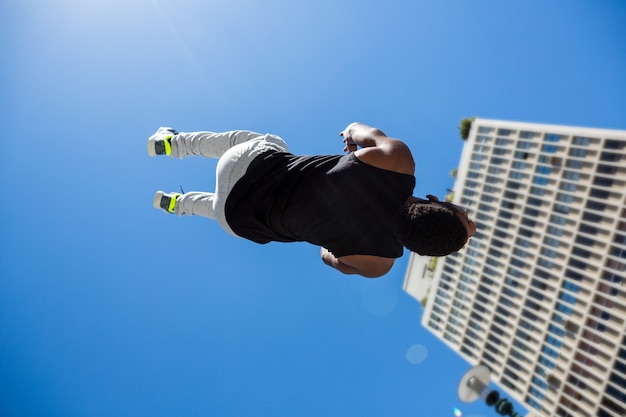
<box><xmin>224</xmin><ymin>152</ymin><xmax>416</xmax><ymax>258</ymax></box>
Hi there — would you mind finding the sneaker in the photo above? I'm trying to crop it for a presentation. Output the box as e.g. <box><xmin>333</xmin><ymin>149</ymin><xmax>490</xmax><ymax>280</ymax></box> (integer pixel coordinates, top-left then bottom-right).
<box><xmin>148</xmin><ymin>127</ymin><xmax>178</xmax><ymax>156</ymax></box>
<box><xmin>154</xmin><ymin>191</ymin><xmax>181</xmax><ymax>214</ymax></box>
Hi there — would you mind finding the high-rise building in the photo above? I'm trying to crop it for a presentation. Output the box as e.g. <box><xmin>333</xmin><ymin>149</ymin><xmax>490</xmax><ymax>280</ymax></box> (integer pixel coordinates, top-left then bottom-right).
<box><xmin>404</xmin><ymin>119</ymin><xmax>626</xmax><ymax>417</ymax></box>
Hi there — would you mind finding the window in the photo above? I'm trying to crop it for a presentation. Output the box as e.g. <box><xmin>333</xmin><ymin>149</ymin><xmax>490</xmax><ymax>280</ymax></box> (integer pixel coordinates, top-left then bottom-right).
<box><xmin>534</xmin><ymin>268</ymin><xmax>551</xmax><ymax>280</ymax></box>
<box><xmin>565</xmin><ymin>269</ymin><xmax>583</xmax><ymax>281</ymax></box>
<box><xmin>614</xmin><ymin>233</ymin><xmax>626</xmax><ymax>246</ymax></box>
<box><xmin>435</xmin><ymin>297</ymin><xmax>447</xmax><ymax>307</ymax></box>
<box><xmin>573</xmin><ymin>136</ymin><xmax>591</xmax><ymax>146</ymax></box>
<box><xmin>583</xmin><ymin>212</ymin><xmax>603</xmax><ymax>223</ymax></box>
<box><xmin>484</xmin><ymin>185</ymin><xmax>500</xmax><ymax>194</ymax></box>
<box><xmin>532</xmin><ymin>376</ymin><xmax>548</xmax><ymax>391</ymax></box>
<box><xmin>600</xmin><ymin>152</ymin><xmax>622</xmax><ymax>162</ymax></box>
<box><xmin>502</xmin><ymin>287</ymin><xmax>517</xmax><ymax>298</ymax></box>
<box><xmin>478</xmin><ymin>285</ymin><xmax>492</xmax><ymax>296</ymax></box>
<box><xmin>488</xmin><ymin>167</ymin><xmax>504</xmax><ymax>176</ymax></box>
<box><xmin>594</xmin><ymin>176</ymin><xmax>614</xmax><ymax>187</ymax></box>
<box><xmin>542</xmin><ymin>144</ymin><xmax>558</xmax><ymax>153</ymax></box>
<box><xmin>507</xmin><ymin>267</ymin><xmax>524</xmax><ymax>279</ymax></box>
<box><xmin>542</xmin><ymin>345</ymin><xmax>559</xmax><ymax>359</ymax></box>
<box><xmin>562</xmin><ymin>170</ymin><xmax>581</xmax><ymax>181</ymax></box>
<box><xmin>520</xmin><ymin>131</ymin><xmax>536</xmax><ymax>139</ymax></box>
<box><xmin>477</xmin><ymin>203</ymin><xmax>493</xmax><ymax>213</ymax></box>
<box><xmin>576</xmin><ymin>235</ymin><xmax>595</xmax><ymax>247</ymax></box>
<box><xmin>612</xmin><ymin>246</ymin><xmax>626</xmax><ymax>259</ymax></box>
<box><xmin>524</xmin><ymin>207</ymin><xmax>540</xmax><ymax>217</ymax></box>
<box><xmin>545</xmin><ymin>134</ymin><xmax>560</xmax><ymax>142</ymax></box>
<box><xmin>517</xmin><ymin>328</ymin><xmax>534</xmax><ymax>342</ymax></box>
<box><xmin>522</xmin><ymin>300</ymin><xmax>541</xmax><ymax>316</ymax></box>
<box><xmin>547</xmin><ymin>226</ymin><xmax>564</xmax><ymax>236</ymax></box>
<box><xmin>559</xmin><ymin>182</ymin><xmax>577</xmax><ymax>192</ymax></box>
<box><xmin>549</xmin><ymin>324</ymin><xmax>565</xmax><ymax>337</ymax></box>
<box><xmin>562</xmin><ymin>281</ymin><xmax>580</xmax><ymax>293</ymax></box>
<box><xmin>556</xmin><ymin>302</ymin><xmax>573</xmax><ymax>315</ymax></box>
<box><xmin>590</xmin><ymin>188</ymin><xmax>610</xmax><ymax>199</ymax></box>
<box><xmin>490</xmin><ymin>239</ymin><xmax>505</xmax><ymax>249</ymax></box>
<box><xmin>496</xmin><ymin>219</ymin><xmax>511</xmax><ymax>230</ymax></box>
<box><xmin>568</xmin><ymin>258</ymin><xmax>588</xmax><ymax>271</ymax></box>
<box><xmin>498</xmin><ymin>129</ymin><xmax>512</xmax><ymax>136</ymax></box>
<box><xmin>544</xmin><ymin>237</ymin><xmax>560</xmax><ymax>247</ymax></box>
<box><xmin>604</xmin><ymin>139</ymin><xmax>625</xmax><ymax>149</ymax></box>
<box><xmin>529</xmin><ymin>186</ymin><xmax>546</xmax><ymax>196</ymax></box>
<box><xmin>494</xmin><ymin>230</ymin><xmax>509</xmax><ymax>240</ymax></box>
<box><xmin>496</xmin><ymin>305</ymin><xmax>511</xmax><ymax>317</ymax></box>
<box><xmin>536</xmin><ymin>166</ymin><xmax>551</xmax><ymax>175</ymax></box>
<box><xmin>586</xmin><ymin>200</ymin><xmax>607</xmax><ymax>212</ymax></box>
<box><xmin>596</xmin><ymin>164</ymin><xmax>617</xmax><ymax>174</ymax></box>
<box><xmin>528</xmin><ymin>289</ymin><xmax>544</xmax><ymax>301</ymax></box>
<box><xmin>510</xmin><ymin>258</ymin><xmax>526</xmax><ymax>268</ymax></box>
<box><xmin>505</xmin><ymin>276</ymin><xmax>520</xmax><ymax>288</ymax></box>
<box><xmin>517</xmin><ymin>141</ymin><xmax>532</xmax><ymax>149</ymax></box>
<box><xmin>504</xmin><ymin>190</ymin><xmax>519</xmax><ymax>200</ymax></box>
<box><xmin>526</xmin><ymin>397</ymin><xmax>543</xmax><ymax>411</ymax></box>
<box><xmin>533</xmin><ymin>176</ymin><xmax>549</xmax><ymax>185</ymax></box>
<box><xmin>603</xmin><ymin>270</ymin><xmax>623</xmax><ymax>284</ymax></box>
<box><xmin>566</xmin><ymin>159</ymin><xmax>583</xmax><ymax>169</ymax></box>
<box><xmin>537</xmin><ymin>256</ymin><xmax>554</xmax><ymax>268</ymax></box>
<box><xmin>460</xmin><ymin>346</ymin><xmax>474</xmax><ymax>358</ymax></box>
<box><xmin>522</xmin><ymin>218</ymin><xmax>537</xmax><ymax>228</ymax></box>
<box><xmin>478</xmin><ymin>126</ymin><xmax>492</xmax><ymax>134</ymax></box>
<box><xmin>538</xmin><ymin>155</ymin><xmax>552</xmax><ymax>164</ymax></box>
<box><xmin>554</xmin><ymin>204</ymin><xmax>570</xmax><ymax>214</ymax></box>
<box><xmin>538</xmin><ymin>355</ymin><xmax>555</xmax><ymax>369</ymax></box>
<box><xmin>550</xmin><ymin>214</ymin><xmax>568</xmax><ymax>226</ymax></box>
<box><xmin>569</xmin><ymin>148</ymin><xmax>587</xmax><ymax>157</ymax></box>
<box><xmin>519</xmin><ymin>228</ymin><xmax>534</xmax><ymax>238</ymax></box>
<box><xmin>556</xmin><ymin>193</ymin><xmax>574</xmax><ymax>203</ymax></box>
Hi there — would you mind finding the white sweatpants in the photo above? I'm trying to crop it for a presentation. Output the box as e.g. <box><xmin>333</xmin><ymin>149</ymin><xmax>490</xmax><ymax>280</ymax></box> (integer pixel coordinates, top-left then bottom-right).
<box><xmin>169</xmin><ymin>130</ymin><xmax>289</xmax><ymax>236</ymax></box>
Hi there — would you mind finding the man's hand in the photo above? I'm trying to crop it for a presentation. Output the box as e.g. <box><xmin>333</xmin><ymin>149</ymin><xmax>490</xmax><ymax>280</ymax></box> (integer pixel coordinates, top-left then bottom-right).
<box><xmin>339</xmin><ymin>122</ymin><xmax>387</xmax><ymax>150</ymax></box>
<box><xmin>342</xmin><ymin>138</ymin><xmax>358</xmax><ymax>153</ymax></box>
<box><xmin>338</xmin><ymin>122</ymin><xmax>415</xmax><ymax>175</ymax></box>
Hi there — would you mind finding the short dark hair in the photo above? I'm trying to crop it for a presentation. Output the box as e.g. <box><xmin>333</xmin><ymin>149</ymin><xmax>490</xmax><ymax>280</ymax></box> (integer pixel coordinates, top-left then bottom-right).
<box><xmin>393</xmin><ymin>201</ymin><xmax>469</xmax><ymax>256</ymax></box>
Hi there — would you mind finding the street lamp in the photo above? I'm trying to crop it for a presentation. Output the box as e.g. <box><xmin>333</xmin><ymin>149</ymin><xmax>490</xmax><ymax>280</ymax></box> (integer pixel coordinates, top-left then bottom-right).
<box><xmin>458</xmin><ymin>365</ymin><xmax>523</xmax><ymax>417</ymax></box>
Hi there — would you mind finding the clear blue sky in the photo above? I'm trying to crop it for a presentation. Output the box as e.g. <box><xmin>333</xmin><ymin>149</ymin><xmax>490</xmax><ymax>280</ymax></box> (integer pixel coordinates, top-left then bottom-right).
<box><xmin>2</xmin><ymin>1</ymin><xmax>625</xmax><ymax>416</ymax></box>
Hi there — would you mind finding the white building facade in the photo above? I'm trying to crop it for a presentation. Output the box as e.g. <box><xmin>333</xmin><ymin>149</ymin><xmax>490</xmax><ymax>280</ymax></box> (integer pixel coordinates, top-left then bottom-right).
<box><xmin>405</xmin><ymin>119</ymin><xmax>626</xmax><ymax>417</ymax></box>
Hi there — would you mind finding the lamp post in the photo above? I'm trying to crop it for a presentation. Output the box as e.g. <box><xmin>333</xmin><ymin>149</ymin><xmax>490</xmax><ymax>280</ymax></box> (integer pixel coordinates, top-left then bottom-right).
<box><xmin>457</xmin><ymin>365</ymin><xmax>523</xmax><ymax>417</ymax></box>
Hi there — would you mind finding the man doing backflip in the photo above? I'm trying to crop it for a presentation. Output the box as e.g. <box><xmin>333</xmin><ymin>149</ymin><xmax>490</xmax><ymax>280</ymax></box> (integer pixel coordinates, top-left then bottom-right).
<box><xmin>148</xmin><ymin>122</ymin><xmax>476</xmax><ymax>278</ymax></box>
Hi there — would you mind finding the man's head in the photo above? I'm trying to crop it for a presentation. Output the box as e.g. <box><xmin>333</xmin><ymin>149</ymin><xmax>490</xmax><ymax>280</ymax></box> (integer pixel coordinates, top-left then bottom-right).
<box><xmin>393</xmin><ymin>195</ymin><xmax>476</xmax><ymax>256</ymax></box>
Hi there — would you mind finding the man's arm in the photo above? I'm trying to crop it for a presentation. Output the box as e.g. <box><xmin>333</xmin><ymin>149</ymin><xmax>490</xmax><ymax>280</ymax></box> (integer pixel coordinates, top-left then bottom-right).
<box><xmin>340</xmin><ymin>122</ymin><xmax>415</xmax><ymax>175</ymax></box>
<box><xmin>320</xmin><ymin>247</ymin><xmax>394</xmax><ymax>278</ymax></box>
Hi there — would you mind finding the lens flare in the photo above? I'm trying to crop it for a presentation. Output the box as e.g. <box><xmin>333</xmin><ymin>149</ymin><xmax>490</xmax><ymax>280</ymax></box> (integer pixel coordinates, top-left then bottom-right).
<box><xmin>453</xmin><ymin>407</ymin><xmax>462</xmax><ymax>417</ymax></box>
